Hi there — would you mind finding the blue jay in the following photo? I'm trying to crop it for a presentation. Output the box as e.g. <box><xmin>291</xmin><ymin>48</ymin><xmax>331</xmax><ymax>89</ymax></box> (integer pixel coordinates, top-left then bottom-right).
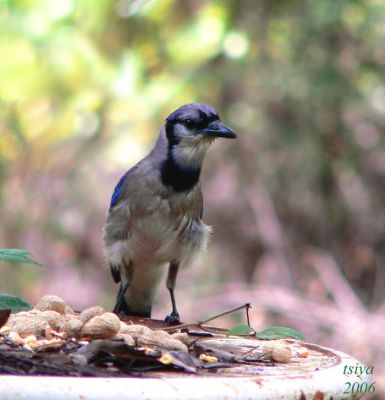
<box><xmin>103</xmin><ymin>103</ymin><xmax>236</xmax><ymax>323</ymax></box>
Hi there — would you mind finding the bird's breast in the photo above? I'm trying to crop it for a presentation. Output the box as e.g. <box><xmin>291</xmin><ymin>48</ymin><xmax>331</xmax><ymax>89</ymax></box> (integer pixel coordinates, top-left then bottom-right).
<box><xmin>104</xmin><ymin>188</ymin><xmax>210</xmax><ymax>268</ymax></box>
<box><xmin>122</xmin><ymin>193</ymin><xmax>208</xmax><ymax>266</ymax></box>
<box><xmin>129</xmin><ymin>211</ymin><xmax>201</xmax><ymax>263</ymax></box>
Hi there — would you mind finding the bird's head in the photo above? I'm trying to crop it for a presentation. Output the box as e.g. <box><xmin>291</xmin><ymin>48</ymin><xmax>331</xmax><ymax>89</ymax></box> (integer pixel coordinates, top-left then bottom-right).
<box><xmin>165</xmin><ymin>103</ymin><xmax>236</xmax><ymax>144</ymax></box>
<box><xmin>164</xmin><ymin>103</ymin><xmax>236</xmax><ymax>166</ymax></box>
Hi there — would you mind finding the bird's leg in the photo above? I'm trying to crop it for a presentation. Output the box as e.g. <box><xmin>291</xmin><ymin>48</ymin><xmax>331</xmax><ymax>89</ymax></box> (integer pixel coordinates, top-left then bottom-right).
<box><xmin>165</xmin><ymin>261</ymin><xmax>180</xmax><ymax>324</ymax></box>
<box><xmin>113</xmin><ymin>260</ymin><xmax>133</xmax><ymax>316</ymax></box>
<box><xmin>113</xmin><ymin>281</ymin><xmax>129</xmax><ymax>315</ymax></box>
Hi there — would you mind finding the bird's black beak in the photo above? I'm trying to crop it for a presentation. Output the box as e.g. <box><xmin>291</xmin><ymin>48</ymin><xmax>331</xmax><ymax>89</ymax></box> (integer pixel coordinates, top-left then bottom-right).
<box><xmin>201</xmin><ymin>121</ymin><xmax>237</xmax><ymax>139</ymax></box>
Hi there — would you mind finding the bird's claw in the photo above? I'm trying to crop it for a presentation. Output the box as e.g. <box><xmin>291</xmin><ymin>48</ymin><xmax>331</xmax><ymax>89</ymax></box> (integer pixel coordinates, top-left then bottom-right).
<box><xmin>165</xmin><ymin>311</ymin><xmax>180</xmax><ymax>324</ymax></box>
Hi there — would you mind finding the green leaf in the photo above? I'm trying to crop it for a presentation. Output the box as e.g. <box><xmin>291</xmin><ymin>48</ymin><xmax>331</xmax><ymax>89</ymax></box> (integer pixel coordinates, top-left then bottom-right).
<box><xmin>0</xmin><ymin>249</ymin><xmax>43</xmax><ymax>267</ymax></box>
<box><xmin>0</xmin><ymin>294</ymin><xmax>32</xmax><ymax>313</ymax></box>
<box><xmin>226</xmin><ymin>324</ymin><xmax>256</xmax><ymax>336</ymax></box>
<box><xmin>255</xmin><ymin>326</ymin><xmax>305</xmax><ymax>340</ymax></box>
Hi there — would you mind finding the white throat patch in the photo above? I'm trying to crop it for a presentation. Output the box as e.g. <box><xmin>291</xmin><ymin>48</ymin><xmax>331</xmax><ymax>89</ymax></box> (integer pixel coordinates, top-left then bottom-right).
<box><xmin>171</xmin><ymin>138</ymin><xmax>213</xmax><ymax>167</ymax></box>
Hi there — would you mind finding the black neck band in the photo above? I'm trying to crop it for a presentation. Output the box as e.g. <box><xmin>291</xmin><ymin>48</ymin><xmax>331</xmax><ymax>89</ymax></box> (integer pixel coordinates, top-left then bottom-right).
<box><xmin>161</xmin><ymin>149</ymin><xmax>201</xmax><ymax>192</ymax></box>
<box><xmin>162</xmin><ymin>121</ymin><xmax>201</xmax><ymax>191</ymax></box>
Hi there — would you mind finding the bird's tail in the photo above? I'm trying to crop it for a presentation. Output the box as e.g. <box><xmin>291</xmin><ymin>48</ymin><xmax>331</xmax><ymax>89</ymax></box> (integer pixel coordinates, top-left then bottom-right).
<box><xmin>111</xmin><ymin>261</ymin><xmax>164</xmax><ymax>318</ymax></box>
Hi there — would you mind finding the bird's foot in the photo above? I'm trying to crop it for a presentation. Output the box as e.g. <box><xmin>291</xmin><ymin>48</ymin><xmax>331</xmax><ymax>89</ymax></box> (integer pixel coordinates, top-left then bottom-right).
<box><xmin>115</xmin><ymin>310</ymin><xmax>128</xmax><ymax>318</ymax></box>
<box><xmin>165</xmin><ymin>311</ymin><xmax>180</xmax><ymax>324</ymax></box>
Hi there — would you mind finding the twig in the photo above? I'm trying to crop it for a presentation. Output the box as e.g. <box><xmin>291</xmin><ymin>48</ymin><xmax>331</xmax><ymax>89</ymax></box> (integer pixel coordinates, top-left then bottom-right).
<box><xmin>306</xmin><ymin>247</ymin><xmax>365</xmax><ymax>314</ymax></box>
<box><xmin>246</xmin><ymin>303</ymin><xmax>251</xmax><ymax>326</ymax></box>
<box><xmin>158</xmin><ymin>303</ymin><xmax>251</xmax><ymax>332</ymax></box>
<box><xmin>243</xmin><ymin>184</ymin><xmax>298</xmax><ymax>288</ymax></box>
<box><xmin>198</xmin><ymin>302</ymin><xmax>251</xmax><ymax>325</ymax></box>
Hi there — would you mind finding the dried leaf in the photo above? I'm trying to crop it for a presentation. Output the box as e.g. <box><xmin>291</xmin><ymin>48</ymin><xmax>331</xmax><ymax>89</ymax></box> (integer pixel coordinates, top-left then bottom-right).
<box><xmin>159</xmin><ymin>351</ymin><xmax>197</xmax><ymax>373</ymax></box>
<box><xmin>0</xmin><ymin>309</ymin><xmax>11</xmax><ymax>328</ymax></box>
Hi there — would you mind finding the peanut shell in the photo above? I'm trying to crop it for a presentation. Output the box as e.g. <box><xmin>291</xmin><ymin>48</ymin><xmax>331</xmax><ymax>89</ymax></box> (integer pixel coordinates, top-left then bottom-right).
<box><xmin>79</xmin><ymin>306</ymin><xmax>105</xmax><ymax>324</ymax></box>
<box><xmin>34</xmin><ymin>295</ymin><xmax>66</xmax><ymax>314</ymax></box>
<box><xmin>80</xmin><ymin>312</ymin><xmax>120</xmax><ymax>339</ymax></box>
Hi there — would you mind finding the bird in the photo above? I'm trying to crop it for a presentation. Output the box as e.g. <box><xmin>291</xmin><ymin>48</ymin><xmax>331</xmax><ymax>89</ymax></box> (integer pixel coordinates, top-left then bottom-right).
<box><xmin>103</xmin><ymin>103</ymin><xmax>236</xmax><ymax>323</ymax></box>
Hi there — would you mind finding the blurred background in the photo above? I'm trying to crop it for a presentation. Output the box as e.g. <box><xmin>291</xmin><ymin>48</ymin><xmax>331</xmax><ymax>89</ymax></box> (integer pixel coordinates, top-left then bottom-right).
<box><xmin>0</xmin><ymin>0</ymin><xmax>384</xmax><ymax>394</ymax></box>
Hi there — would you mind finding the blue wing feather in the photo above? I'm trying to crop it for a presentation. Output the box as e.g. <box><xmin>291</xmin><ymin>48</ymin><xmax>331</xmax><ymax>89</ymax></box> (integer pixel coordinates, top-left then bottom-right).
<box><xmin>109</xmin><ymin>166</ymin><xmax>137</xmax><ymax>209</ymax></box>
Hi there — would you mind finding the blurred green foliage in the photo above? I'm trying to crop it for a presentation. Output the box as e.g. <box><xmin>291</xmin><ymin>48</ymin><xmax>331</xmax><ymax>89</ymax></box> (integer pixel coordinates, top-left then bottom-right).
<box><xmin>0</xmin><ymin>0</ymin><xmax>235</xmax><ymax>166</ymax></box>
<box><xmin>0</xmin><ymin>248</ymin><xmax>42</xmax><ymax>266</ymax></box>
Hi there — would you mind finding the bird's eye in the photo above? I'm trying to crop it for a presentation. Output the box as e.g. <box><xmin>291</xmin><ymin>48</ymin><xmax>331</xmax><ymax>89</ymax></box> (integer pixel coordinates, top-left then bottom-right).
<box><xmin>184</xmin><ymin>119</ymin><xmax>194</xmax><ymax>129</ymax></box>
